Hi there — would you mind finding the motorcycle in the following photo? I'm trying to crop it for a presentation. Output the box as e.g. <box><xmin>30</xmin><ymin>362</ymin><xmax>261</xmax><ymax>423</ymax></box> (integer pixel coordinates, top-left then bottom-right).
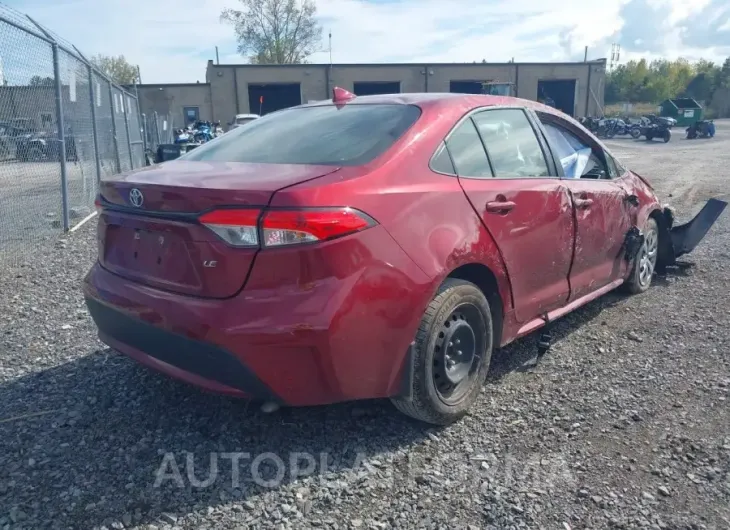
<box><xmin>578</xmin><ymin>116</ymin><xmax>601</xmax><ymax>134</ymax></box>
<box><xmin>603</xmin><ymin>118</ymin><xmax>634</xmax><ymax>138</ymax></box>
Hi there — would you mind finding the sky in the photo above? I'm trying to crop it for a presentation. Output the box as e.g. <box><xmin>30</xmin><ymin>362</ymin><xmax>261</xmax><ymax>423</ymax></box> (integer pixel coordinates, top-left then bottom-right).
<box><xmin>3</xmin><ymin>0</ymin><xmax>730</xmax><ymax>84</ymax></box>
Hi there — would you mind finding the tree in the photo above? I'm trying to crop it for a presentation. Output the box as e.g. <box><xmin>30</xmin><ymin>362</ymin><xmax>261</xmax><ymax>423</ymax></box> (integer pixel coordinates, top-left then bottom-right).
<box><xmin>89</xmin><ymin>54</ymin><xmax>139</xmax><ymax>85</ymax></box>
<box><xmin>29</xmin><ymin>76</ymin><xmax>54</xmax><ymax>86</ymax></box>
<box><xmin>221</xmin><ymin>0</ymin><xmax>323</xmax><ymax>64</ymax></box>
<box><xmin>685</xmin><ymin>72</ymin><xmax>713</xmax><ymax>102</ymax></box>
<box><xmin>720</xmin><ymin>57</ymin><xmax>730</xmax><ymax>89</ymax></box>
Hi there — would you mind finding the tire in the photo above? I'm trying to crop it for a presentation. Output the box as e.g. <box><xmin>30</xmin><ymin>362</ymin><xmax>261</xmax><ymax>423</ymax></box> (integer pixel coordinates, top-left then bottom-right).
<box><xmin>27</xmin><ymin>146</ymin><xmax>44</xmax><ymax>162</ymax></box>
<box><xmin>630</xmin><ymin>128</ymin><xmax>641</xmax><ymax>139</ymax></box>
<box><xmin>623</xmin><ymin>217</ymin><xmax>659</xmax><ymax>294</ymax></box>
<box><xmin>391</xmin><ymin>278</ymin><xmax>493</xmax><ymax>425</ymax></box>
<box><xmin>663</xmin><ymin>130</ymin><xmax>671</xmax><ymax>143</ymax></box>
<box><xmin>606</xmin><ymin>129</ymin><xmax>616</xmax><ymax>139</ymax></box>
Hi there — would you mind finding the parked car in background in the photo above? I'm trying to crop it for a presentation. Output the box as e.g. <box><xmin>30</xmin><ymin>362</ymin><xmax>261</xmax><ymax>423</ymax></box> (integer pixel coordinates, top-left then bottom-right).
<box><xmin>85</xmin><ymin>89</ymin><xmax>725</xmax><ymax>425</ymax></box>
<box><xmin>0</xmin><ymin>123</ymin><xmax>22</xmax><ymax>160</ymax></box>
<box><xmin>228</xmin><ymin>113</ymin><xmax>260</xmax><ymax>131</ymax></box>
<box><xmin>15</xmin><ymin>129</ymin><xmax>78</xmax><ymax>162</ymax></box>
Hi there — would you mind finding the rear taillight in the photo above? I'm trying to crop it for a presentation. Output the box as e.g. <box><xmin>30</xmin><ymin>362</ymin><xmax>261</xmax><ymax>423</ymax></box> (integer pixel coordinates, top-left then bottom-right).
<box><xmin>198</xmin><ymin>209</ymin><xmax>260</xmax><ymax>247</ymax></box>
<box><xmin>198</xmin><ymin>207</ymin><xmax>376</xmax><ymax>248</ymax></box>
<box><xmin>261</xmin><ymin>208</ymin><xmax>374</xmax><ymax>247</ymax></box>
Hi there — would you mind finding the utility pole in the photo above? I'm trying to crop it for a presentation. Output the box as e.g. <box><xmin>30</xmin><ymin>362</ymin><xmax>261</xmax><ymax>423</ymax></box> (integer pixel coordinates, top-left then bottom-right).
<box><xmin>609</xmin><ymin>43</ymin><xmax>620</xmax><ymax>70</ymax></box>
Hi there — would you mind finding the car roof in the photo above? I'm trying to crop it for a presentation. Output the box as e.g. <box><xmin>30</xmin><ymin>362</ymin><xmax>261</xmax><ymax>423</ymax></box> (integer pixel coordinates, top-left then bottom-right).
<box><xmin>299</xmin><ymin>92</ymin><xmax>568</xmax><ymax>117</ymax></box>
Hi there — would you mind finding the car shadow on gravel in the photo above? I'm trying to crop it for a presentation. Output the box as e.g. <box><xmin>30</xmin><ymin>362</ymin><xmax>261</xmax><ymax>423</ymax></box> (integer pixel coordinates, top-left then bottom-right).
<box><xmin>487</xmin><ymin>262</ymin><xmax>699</xmax><ymax>380</ymax></box>
<box><xmin>487</xmin><ymin>291</ymin><xmax>628</xmax><ymax>380</ymax></box>
<box><xmin>0</xmin><ymin>271</ymin><xmax>693</xmax><ymax>528</ymax></box>
<box><xmin>0</xmin><ymin>348</ymin><xmax>431</xmax><ymax>528</ymax></box>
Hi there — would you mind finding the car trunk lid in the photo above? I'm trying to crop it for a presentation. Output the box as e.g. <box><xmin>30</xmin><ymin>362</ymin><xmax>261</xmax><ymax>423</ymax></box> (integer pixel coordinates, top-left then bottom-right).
<box><xmin>97</xmin><ymin>161</ymin><xmax>340</xmax><ymax>298</ymax></box>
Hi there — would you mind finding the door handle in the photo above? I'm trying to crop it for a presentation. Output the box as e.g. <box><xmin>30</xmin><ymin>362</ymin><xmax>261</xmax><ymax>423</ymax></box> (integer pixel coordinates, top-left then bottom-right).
<box><xmin>574</xmin><ymin>197</ymin><xmax>593</xmax><ymax>208</ymax></box>
<box><xmin>485</xmin><ymin>200</ymin><xmax>516</xmax><ymax>213</ymax></box>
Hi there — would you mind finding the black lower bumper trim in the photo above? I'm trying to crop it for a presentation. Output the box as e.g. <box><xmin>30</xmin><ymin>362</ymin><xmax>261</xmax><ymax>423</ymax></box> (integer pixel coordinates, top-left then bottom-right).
<box><xmin>85</xmin><ymin>297</ymin><xmax>281</xmax><ymax>403</ymax></box>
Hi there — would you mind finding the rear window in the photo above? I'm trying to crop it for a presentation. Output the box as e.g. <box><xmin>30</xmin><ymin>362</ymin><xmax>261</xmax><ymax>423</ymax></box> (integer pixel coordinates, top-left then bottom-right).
<box><xmin>182</xmin><ymin>104</ymin><xmax>421</xmax><ymax>166</ymax></box>
<box><xmin>235</xmin><ymin>117</ymin><xmax>257</xmax><ymax>125</ymax></box>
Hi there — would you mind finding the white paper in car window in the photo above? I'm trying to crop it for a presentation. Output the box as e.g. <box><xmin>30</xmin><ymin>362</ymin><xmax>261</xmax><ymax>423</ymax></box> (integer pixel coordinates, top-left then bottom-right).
<box><xmin>573</xmin><ymin>147</ymin><xmax>593</xmax><ymax>178</ymax></box>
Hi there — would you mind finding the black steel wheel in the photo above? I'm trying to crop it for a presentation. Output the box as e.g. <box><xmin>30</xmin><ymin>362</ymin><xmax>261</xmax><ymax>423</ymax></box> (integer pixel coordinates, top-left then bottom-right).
<box><xmin>392</xmin><ymin>278</ymin><xmax>493</xmax><ymax>425</ymax></box>
<box><xmin>431</xmin><ymin>302</ymin><xmax>485</xmax><ymax>405</ymax></box>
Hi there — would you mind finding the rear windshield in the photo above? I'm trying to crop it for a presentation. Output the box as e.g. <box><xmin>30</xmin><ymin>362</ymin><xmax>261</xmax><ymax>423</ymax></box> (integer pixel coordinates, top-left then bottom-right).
<box><xmin>235</xmin><ymin>117</ymin><xmax>257</xmax><ymax>125</ymax></box>
<box><xmin>181</xmin><ymin>104</ymin><xmax>421</xmax><ymax>166</ymax></box>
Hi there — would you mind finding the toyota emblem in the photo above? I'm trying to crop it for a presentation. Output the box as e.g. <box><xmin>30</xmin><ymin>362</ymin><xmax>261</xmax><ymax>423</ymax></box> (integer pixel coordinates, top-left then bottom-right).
<box><xmin>129</xmin><ymin>188</ymin><xmax>144</xmax><ymax>207</ymax></box>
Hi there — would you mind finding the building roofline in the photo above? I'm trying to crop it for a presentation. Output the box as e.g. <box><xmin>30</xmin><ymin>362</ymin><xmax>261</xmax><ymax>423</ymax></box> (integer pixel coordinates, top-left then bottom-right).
<box><xmin>207</xmin><ymin>59</ymin><xmax>607</xmax><ymax>68</ymax></box>
<box><xmin>128</xmin><ymin>83</ymin><xmax>210</xmax><ymax>88</ymax></box>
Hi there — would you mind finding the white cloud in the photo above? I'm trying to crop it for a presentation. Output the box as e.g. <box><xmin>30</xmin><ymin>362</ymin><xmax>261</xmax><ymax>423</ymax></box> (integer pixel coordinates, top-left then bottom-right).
<box><xmin>5</xmin><ymin>0</ymin><xmax>729</xmax><ymax>84</ymax></box>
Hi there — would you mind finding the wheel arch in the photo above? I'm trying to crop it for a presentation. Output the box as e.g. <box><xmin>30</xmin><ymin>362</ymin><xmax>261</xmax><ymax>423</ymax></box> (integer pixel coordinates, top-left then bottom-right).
<box><xmin>393</xmin><ymin>261</ymin><xmax>508</xmax><ymax>402</ymax></box>
<box><xmin>649</xmin><ymin>206</ymin><xmax>675</xmax><ymax>271</ymax></box>
<box><xmin>444</xmin><ymin>262</ymin><xmax>505</xmax><ymax>348</ymax></box>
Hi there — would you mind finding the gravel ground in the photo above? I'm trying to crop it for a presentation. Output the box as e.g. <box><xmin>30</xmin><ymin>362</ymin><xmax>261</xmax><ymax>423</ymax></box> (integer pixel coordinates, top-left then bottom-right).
<box><xmin>1</xmin><ymin>122</ymin><xmax>729</xmax><ymax>530</ymax></box>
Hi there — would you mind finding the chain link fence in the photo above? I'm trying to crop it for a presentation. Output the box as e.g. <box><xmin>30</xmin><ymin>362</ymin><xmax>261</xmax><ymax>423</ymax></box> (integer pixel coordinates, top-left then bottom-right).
<box><xmin>0</xmin><ymin>4</ymin><xmax>146</xmax><ymax>266</ymax></box>
<box><xmin>143</xmin><ymin>111</ymin><xmax>175</xmax><ymax>151</ymax></box>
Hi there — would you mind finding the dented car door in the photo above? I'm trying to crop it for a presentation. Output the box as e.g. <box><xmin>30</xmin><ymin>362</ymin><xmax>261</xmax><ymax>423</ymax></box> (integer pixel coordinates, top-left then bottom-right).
<box><xmin>538</xmin><ymin>116</ymin><xmax>634</xmax><ymax>301</ymax></box>
<box><xmin>450</xmin><ymin>108</ymin><xmax>575</xmax><ymax>323</ymax></box>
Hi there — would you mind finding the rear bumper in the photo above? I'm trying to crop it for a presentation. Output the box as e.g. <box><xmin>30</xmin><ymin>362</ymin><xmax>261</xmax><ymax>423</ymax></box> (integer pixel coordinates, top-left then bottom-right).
<box><xmin>82</xmin><ymin>225</ymin><xmax>432</xmax><ymax>406</ymax></box>
<box><xmin>85</xmin><ymin>296</ymin><xmax>279</xmax><ymax>401</ymax></box>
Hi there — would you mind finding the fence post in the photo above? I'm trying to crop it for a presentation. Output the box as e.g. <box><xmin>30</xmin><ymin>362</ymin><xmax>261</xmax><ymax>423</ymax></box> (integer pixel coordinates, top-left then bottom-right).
<box><xmin>51</xmin><ymin>43</ymin><xmax>70</xmax><ymax>231</ymax></box>
<box><xmin>122</xmin><ymin>94</ymin><xmax>134</xmax><ymax>169</ymax></box>
<box><xmin>154</xmin><ymin>111</ymin><xmax>161</xmax><ymax>145</ymax></box>
<box><xmin>134</xmin><ymin>83</ymin><xmax>146</xmax><ymax>153</ymax></box>
<box><xmin>141</xmin><ymin>112</ymin><xmax>147</xmax><ymax>153</ymax></box>
<box><xmin>87</xmin><ymin>66</ymin><xmax>102</xmax><ymax>184</ymax></box>
<box><xmin>108</xmin><ymin>81</ymin><xmax>121</xmax><ymax>173</ymax></box>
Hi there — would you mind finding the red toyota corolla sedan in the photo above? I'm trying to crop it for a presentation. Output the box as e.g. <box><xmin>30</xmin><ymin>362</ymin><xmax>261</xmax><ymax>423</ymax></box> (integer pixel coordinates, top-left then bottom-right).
<box><xmin>84</xmin><ymin>88</ymin><xmax>725</xmax><ymax>425</ymax></box>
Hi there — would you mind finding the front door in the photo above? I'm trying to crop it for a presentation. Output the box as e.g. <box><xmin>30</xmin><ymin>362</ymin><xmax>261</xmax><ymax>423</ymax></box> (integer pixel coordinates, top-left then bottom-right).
<box><xmin>537</xmin><ymin>115</ymin><xmax>634</xmax><ymax>301</ymax></box>
<box><xmin>183</xmin><ymin>106</ymin><xmax>199</xmax><ymax>124</ymax></box>
<box><xmin>446</xmin><ymin>108</ymin><xmax>575</xmax><ymax>323</ymax></box>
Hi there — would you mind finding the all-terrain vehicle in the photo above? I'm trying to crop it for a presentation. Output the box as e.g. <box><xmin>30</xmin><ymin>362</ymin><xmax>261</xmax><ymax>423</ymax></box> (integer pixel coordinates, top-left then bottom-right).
<box><xmin>637</xmin><ymin>116</ymin><xmax>672</xmax><ymax>142</ymax></box>
<box><xmin>686</xmin><ymin>120</ymin><xmax>715</xmax><ymax>139</ymax></box>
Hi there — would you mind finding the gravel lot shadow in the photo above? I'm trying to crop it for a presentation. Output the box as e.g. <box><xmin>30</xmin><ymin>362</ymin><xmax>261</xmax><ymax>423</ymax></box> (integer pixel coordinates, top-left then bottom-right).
<box><xmin>0</xmin><ymin>263</ymin><xmax>702</xmax><ymax>529</ymax></box>
<box><xmin>488</xmin><ymin>260</ymin><xmax>700</xmax><ymax>380</ymax></box>
<box><xmin>0</xmin><ymin>348</ymin><xmax>431</xmax><ymax>528</ymax></box>
<box><xmin>488</xmin><ymin>290</ymin><xmax>628</xmax><ymax>379</ymax></box>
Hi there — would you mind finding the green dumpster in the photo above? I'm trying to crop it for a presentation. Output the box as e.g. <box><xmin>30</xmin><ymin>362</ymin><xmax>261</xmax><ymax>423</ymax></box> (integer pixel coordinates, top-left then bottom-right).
<box><xmin>659</xmin><ymin>98</ymin><xmax>703</xmax><ymax>127</ymax></box>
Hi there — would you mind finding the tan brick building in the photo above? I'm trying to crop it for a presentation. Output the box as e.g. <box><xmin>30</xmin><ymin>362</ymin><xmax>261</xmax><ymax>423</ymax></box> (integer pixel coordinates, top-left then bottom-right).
<box><xmin>132</xmin><ymin>59</ymin><xmax>607</xmax><ymax>128</ymax></box>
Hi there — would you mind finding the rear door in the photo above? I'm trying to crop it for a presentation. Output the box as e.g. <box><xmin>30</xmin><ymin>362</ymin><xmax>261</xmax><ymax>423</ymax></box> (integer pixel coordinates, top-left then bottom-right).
<box><xmin>447</xmin><ymin>108</ymin><xmax>574</xmax><ymax>323</ymax></box>
<box><xmin>536</xmin><ymin>113</ymin><xmax>634</xmax><ymax>301</ymax></box>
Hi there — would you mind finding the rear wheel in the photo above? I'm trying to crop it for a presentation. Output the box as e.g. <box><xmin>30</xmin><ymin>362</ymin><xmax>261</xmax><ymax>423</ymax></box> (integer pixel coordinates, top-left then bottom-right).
<box><xmin>663</xmin><ymin>130</ymin><xmax>671</xmax><ymax>143</ymax></box>
<box><xmin>391</xmin><ymin>278</ymin><xmax>493</xmax><ymax>425</ymax></box>
<box><xmin>623</xmin><ymin>217</ymin><xmax>658</xmax><ymax>294</ymax></box>
<box><xmin>630</xmin><ymin>128</ymin><xmax>641</xmax><ymax>139</ymax></box>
